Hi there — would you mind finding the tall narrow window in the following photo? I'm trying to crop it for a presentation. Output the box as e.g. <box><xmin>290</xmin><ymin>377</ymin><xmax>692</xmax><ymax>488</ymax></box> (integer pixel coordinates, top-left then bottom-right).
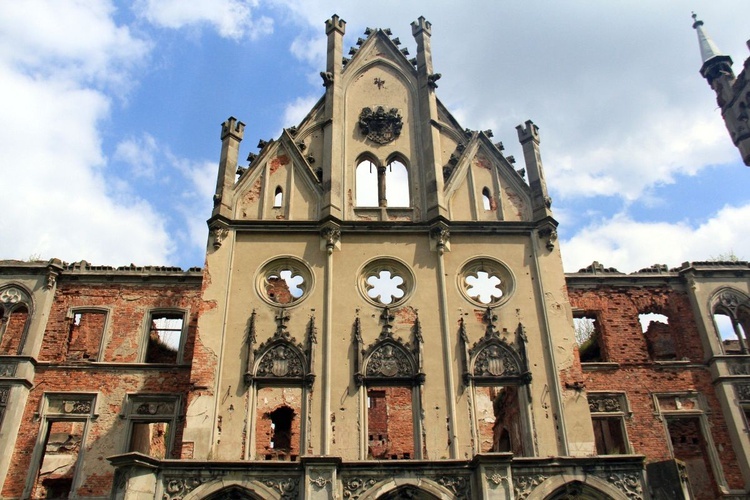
<box><xmin>356</xmin><ymin>160</ymin><xmax>378</xmax><ymax>207</ymax></box>
<box><xmin>482</xmin><ymin>187</ymin><xmax>492</xmax><ymax>211</ymax></box>
<box><xmin>385</xmin><ymin>159</ymin><xmax>409</xmax><ymax>207</ymax></box>
<box><xmin>273</xmin><ymin>186</ymin><xmax>283</xmax><ymax>208</ymax></box>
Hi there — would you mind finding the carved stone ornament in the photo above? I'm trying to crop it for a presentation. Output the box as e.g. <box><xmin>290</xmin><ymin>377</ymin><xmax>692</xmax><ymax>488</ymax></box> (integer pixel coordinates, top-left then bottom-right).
<box><xmin>309</xmin><ymin>471</ymin><xmax>330</xmax><ymax>490</ymax></box>
<box><xmin>343</xmin><ymin>477</ymin><xmax>378</xmax><ymax>499</ymax></box>
<box><xmin>437</xmin><ymin>475</ymin><xmax>470</xmax><ymax>498</ymax></box>
<box><xmin>212</xmin><ymin>226</ymin><xmax>229</xmax><ymax>249</ymax></box>
<box><xmin>0</xmin><ymin>288</ymin><xmax>23</xmax><ymax>304</ymax></box>
<box><xmin>605</xmin><ymin>472</ymin><xmax>643</xmax><ymax>500</ymax></box>
<box><xmin>260</xmin><ymin>477</ymin><xmax>299</xmax><ymax>499</ymax></box>
<box><xmin>0</xmin><ymin>363</ymin><xmax>16</xmax><ymax>377</ymax></box>
<box><xmin>728</xmin><ymin>361</ymin><xmax>750</xmax><ymax>375</ymax></box>
<box><xmin>486</xmin><ymin>468</ymin><xmax>508</xmax><ymax>487</ymax></box>
<box><xmin>358</xmin><ymin>106</ymin><xmax>403</xmax><ymax>144</ymax></box>
<box><xmin>513</xmin><ymin>474</ymin><xmax>548</xmax><ymax>500</ymax></box>
<box><xmin>163</xmin><ymin>477</ymin><xmax>208</xmax><ymax>500</ymax></box>
<box><xmin>365</xmin><ymin>343</ymin><xmax>412</xmax><ymax>378</ymax></box>
<box><xmin>135</xmin><ymin>401</ymin><xmax>175</xmax><ymax>415</ymax></box>
<box><xmin>63</xmin><ymin>400</ymin><xmax>91</xmax><ymax>414</ymax></box>
<box><xmin>717</xmin><ymin>290</ymin><xmax>744</xmax><ymax>314</ymax></box>
<box><xmin>257</xmin><ymin>345</ymin><xmax>305</xmax><ymax>378</ymax></box>
<box><xmin>0</xmin><ymin>387</ymin><xmax>9</xmax><ymax>404</ymax></box>
<box><xmin>588</xmin><ymin>395</ymin><xmax>623</xmax><ymax>413</ymax></box>
<box><xmin>474</xmin><ymin>344</ymin><xmax>519</xmax><ymax>377</ymax></box>
<box><xmin>735</xmin><ymin>382</ymin><xmax>750</xmax><ymax>401</ymax></box>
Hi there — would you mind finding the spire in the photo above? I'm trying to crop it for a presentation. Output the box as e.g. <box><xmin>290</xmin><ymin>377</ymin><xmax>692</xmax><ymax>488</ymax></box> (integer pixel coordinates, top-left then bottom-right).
<box><xmin>691</xmin><ymin>12</ymin><xmax>728</xmax><ymax>64</ymax></box>
<box><xmin>691</xmin><ymin>13</ymin><xmax>734</xmax><ymax>85</ymax></box>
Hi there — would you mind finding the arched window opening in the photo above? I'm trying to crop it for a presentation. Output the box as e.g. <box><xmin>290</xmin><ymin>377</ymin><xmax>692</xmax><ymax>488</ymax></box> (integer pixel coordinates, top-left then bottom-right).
<box><xmin>273</xmin><ymin>186</ymin><xmax>283</xmax><ymax>208</ymax></box>
<box><xmin>482</xmin><ymin>187</ymin><xmax>492</xmax><ymax>211</ymax></box>
<box><xmin>714</xmin><ymin>310</ymin><xmax>747</xmax><ymax>354</ymax></box>
<box><xmin>356</xmin><ymin>159</ymin><xmax>378</xmax><ymax>207</ymax></box>
<box><xmin>385</xmin><ymin>159</ymin><xmax>409</xmax><ymax>207</ymax></box>
<box><xmin>1</xmin><ymin>304</ymin><xmax>29</xmax><ymax>355</ymax></box>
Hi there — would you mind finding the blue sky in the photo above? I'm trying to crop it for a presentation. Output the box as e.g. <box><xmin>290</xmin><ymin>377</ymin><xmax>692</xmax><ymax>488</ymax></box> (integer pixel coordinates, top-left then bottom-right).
<box><xmin>1</xmin><ymin>1</ymin><xmax>749</xmax><ymax>272</ymax></box>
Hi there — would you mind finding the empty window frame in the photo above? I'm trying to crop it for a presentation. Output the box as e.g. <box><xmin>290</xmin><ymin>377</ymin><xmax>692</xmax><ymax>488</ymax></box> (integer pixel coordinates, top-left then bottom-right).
<box><xmin>481</xmin><ymin>187</ymin><xmax>493</xmax><ymax>211</ymax></box>
<box><xmin>256</xmin><ymin>387</ymin><xmax>302</xmax><ymax>461</ymax></box>
<box><xmin>355</xmin><ymin>156</ymin><xmax>410</xmax><ymax>208</ymax></box>
<box><xmin>588</xmin><ymin>393</ymin><xmax>629</xmax><ymax>455</ymax></box>
<box><xmin>67</xmin><ymin>310</ymin><xmax>107</xmax><ymax>361</ymax></box>
<box><xmin>711</xmin><ymin>290</ymin><xmax>750</xmax><ymax>354</ymax></box>
<box><xmin>574</xmin><ymin>311</ymin><xmax>604</xmax><ymax>362</ymax></box>
<box><xmin>640</xmin><ymin>312</ymin><xmax>676</xmax><ymax>360</ymax></box>
<box><xmin>273</xmin><ymin>186</ymin><xmax>283</xmax><ymax>208</ymax></box>
<box><xmin>144</xmin><ymin>311</ymin><xmax>185</xmax><ymax>364</ymax></box>
<box><xmin>0</xmin><ymin>286</ymin><xmax>33</xmax><ymax>355</ymax></box>
<box><xmin>25</xmin><ymin>393</ymin><xmax>97</xmax><ymax>499</ymax></box>
<box><xmin>124</xmin><ymin>396</ymin><xmax>180</xmax><ymax>459</ymax></box>
<box><xmin>475</xmin><ymin>385</ymin><xmax>525</xmax><ymax>455</ymax></box>
<box><xmin>366</xmin><ymin>386</ymin><xmax>414</xmax><ymax>460</ymax></box>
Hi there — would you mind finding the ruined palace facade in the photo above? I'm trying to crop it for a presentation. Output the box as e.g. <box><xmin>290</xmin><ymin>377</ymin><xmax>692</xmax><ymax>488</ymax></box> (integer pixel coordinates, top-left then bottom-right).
<box><xmin>0</xmin><ymin>16</ymin><xmax>749</xmax><ymax>500</ymax></box>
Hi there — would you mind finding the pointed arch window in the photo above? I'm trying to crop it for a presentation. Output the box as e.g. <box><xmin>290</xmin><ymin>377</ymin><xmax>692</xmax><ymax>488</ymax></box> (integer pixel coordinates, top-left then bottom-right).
<box><xmin>273</xmin><ymin>186</ymin><xmax>283</xmax><ymax>208</ymax></box>
<box><xmin>460</xmin><ymin>314</ymin><xmax>533</xmax><ymax>456</ymax></box>
<box><xmin>0</xmin><ymin>286</ymin><xmax>33</xmax><ymax>355</ymax></box>
<box><xmin>245</xmin><ymin>311</ymin><xmax>316</xmax><ymax>461</ymax></box>
<box><xmin>482</xmin><ymin>187</ymin><xmax>492</xmax><ymax>211</ymax></box>
<box><xmin>353</xmin><ymin>310</ymin><xmax>425</xmax><ymax>460</ymax></box>
<box><xmin>711</xmin><ymin>289</ymin><xmax>750</xmax><ymax>354</ymax></box>
<box><xmin>355</xmin><ymin>155</ymin><xmax>410</xmax><ymax>208</ymax></box>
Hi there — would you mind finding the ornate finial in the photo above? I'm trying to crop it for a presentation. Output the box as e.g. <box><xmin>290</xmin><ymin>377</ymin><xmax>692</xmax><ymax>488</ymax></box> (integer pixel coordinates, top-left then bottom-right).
<box><xmin>379</xmin><ymin>306</ymin><xmax>395</xmax><ymax>338</ymax></box>
<box><xmin>274</xmin><ymin>309</ymin><xmax>291</xmax><ymax>337</ymax></box>
<box><xmin>691</xmin><ymin>12</ymin><xmax>703</xmax><ymax>29</ymax></box>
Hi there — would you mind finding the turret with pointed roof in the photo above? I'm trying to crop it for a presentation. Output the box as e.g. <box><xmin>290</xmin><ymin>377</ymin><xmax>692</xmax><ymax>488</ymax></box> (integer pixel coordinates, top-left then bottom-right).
<box><xmin>693</xmin><ymin>13</ymin><xmax>750</xmax><ymax>166</ymax></box>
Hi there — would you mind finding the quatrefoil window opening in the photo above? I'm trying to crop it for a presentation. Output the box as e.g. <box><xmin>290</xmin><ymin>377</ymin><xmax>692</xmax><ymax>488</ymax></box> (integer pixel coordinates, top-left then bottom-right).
<box><xmin>366</xmin><ymin>270</ymin><xmax>405</xmax><ymax>305</ymax></box>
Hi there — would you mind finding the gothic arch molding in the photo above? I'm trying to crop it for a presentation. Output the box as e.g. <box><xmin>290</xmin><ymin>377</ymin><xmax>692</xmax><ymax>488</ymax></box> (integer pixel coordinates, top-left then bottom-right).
<box><xmin>359</xmin><ymin>477</ymin><xmax>455</xmax><ymax>500</ymax></box>
<box><xmin>182</xmin><ymin>479</ymin><xmax>281</xmax><ymax>500</ymax></box>
<box><xmin>709</xmin><ymin>287</ymin><xmax>750</xmax><ymax>318</ymax></box>
<box><xmin>527</xmin><ymin>474</ymin><xmax>633</xmax><ymax>500</ymax></box>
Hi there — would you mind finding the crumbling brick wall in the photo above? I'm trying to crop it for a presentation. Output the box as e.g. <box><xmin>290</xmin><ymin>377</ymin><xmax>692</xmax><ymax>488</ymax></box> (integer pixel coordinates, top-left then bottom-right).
<box><xmin>367</xmin><ymin>386</ymin><xmax>414</xmax><ymax>459</ymax></box>
<box><xmin>568</xmin><ymin>285</ymin><xmax>744</xmax><ymax>490</ymax></box>
<box><xmin>255</xmin><ymin>387</ymin><xmax>302</xmax><ymax>460</ymax></box>
<box><xmin>1</xmin><ymin>277</ymin><xmax>202</xmax><ymax>498</ymax></box>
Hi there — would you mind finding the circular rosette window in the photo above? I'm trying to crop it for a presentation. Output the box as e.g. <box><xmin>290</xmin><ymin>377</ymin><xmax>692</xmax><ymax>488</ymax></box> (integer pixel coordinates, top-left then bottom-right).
<box><xmin>256</xmin><ymin>257</ymin><xmax>314</xmax><ymax>307</ymax></box>
<box><xmin>458</xmin><ymin>258</ymin><xmax>514</xmax><ymax>307</ymax></box>
<box><xmin>358</xmin><ymin>258</ymin><xmax>415</xmax><ymax>307</ymax></box>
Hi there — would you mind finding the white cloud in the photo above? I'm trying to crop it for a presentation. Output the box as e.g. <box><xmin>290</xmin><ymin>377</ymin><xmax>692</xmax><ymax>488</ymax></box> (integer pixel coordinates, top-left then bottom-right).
<box><xmin>0</xmin><ymin>1</ymin><xmax>150</xmax><ymax>91</ymax></box>
<box><xmin>134</xmin><ymin>0</ymin><xmax>273</xmax><ymax>40</ymax></box>
<box><xmin>114</xmin><ymin>134</ymin><xmax>159</xmax><ymax>179</ymax></box>
<box><xmin>0</xmin><ymin>1</ymin><xmax>171</xmax><ymax>266</ymax></box>
<box><xmin>283</xmin><ymin>95</ymin><xmax>321</xmax><ymax>128</ymax></box>
<box><xmin>560</xmin><ymin>204</ymin><xmax>750</xmax><ymax>273</ymax></box>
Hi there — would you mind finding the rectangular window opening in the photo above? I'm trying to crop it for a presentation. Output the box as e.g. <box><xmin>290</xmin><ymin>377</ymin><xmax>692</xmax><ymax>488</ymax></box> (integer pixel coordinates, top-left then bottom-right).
<box><xmin>129</xmin><ymin>421</ymin><xmax>171</xmax><ymax>459</ymax></box>
<box><xmin>366</xmin><ymin>386</ymin><xmax>414</xmax><ymax>460</ymax></box>
<box><xmin>476</xmin><ymin>385</ymin><xmax>526</xmax><ymax>456</ymax></box>
<box><xmin>574</xmin><ymin>312</ymin><xmax>604</xmax><ymax>362</ymax></box>
<box><xmin>255</xmin><ymin>387</ymin><xmax>301</xmax><ymax>461</ymax></box>
<box><xmin>145</xmin><ymin>312</ymin><xmax>184</xmax><ymax>363</ymax></box>
<box><xmin>33</xmin><ymin>420</ymin><xmax>85</xmax><ymax>499</ymax></box>
<box><xmin>592</xmin><ymin>417</ymin><xmax>627</xmax><ymax>455</ymax></box>
<box><xmin>67</xmin><ymin>310</ymin><xmax>106</xmax><ymax>361</ymax></box>
<box><xmin>665</xmin><ymin>417</ymin><xmax>720</xmax><ymax>499</ymax></box>
<box><xmin>640</xmin><ymin>312</ymin><xmax>676</xmax><ymax>360</ymax></box>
